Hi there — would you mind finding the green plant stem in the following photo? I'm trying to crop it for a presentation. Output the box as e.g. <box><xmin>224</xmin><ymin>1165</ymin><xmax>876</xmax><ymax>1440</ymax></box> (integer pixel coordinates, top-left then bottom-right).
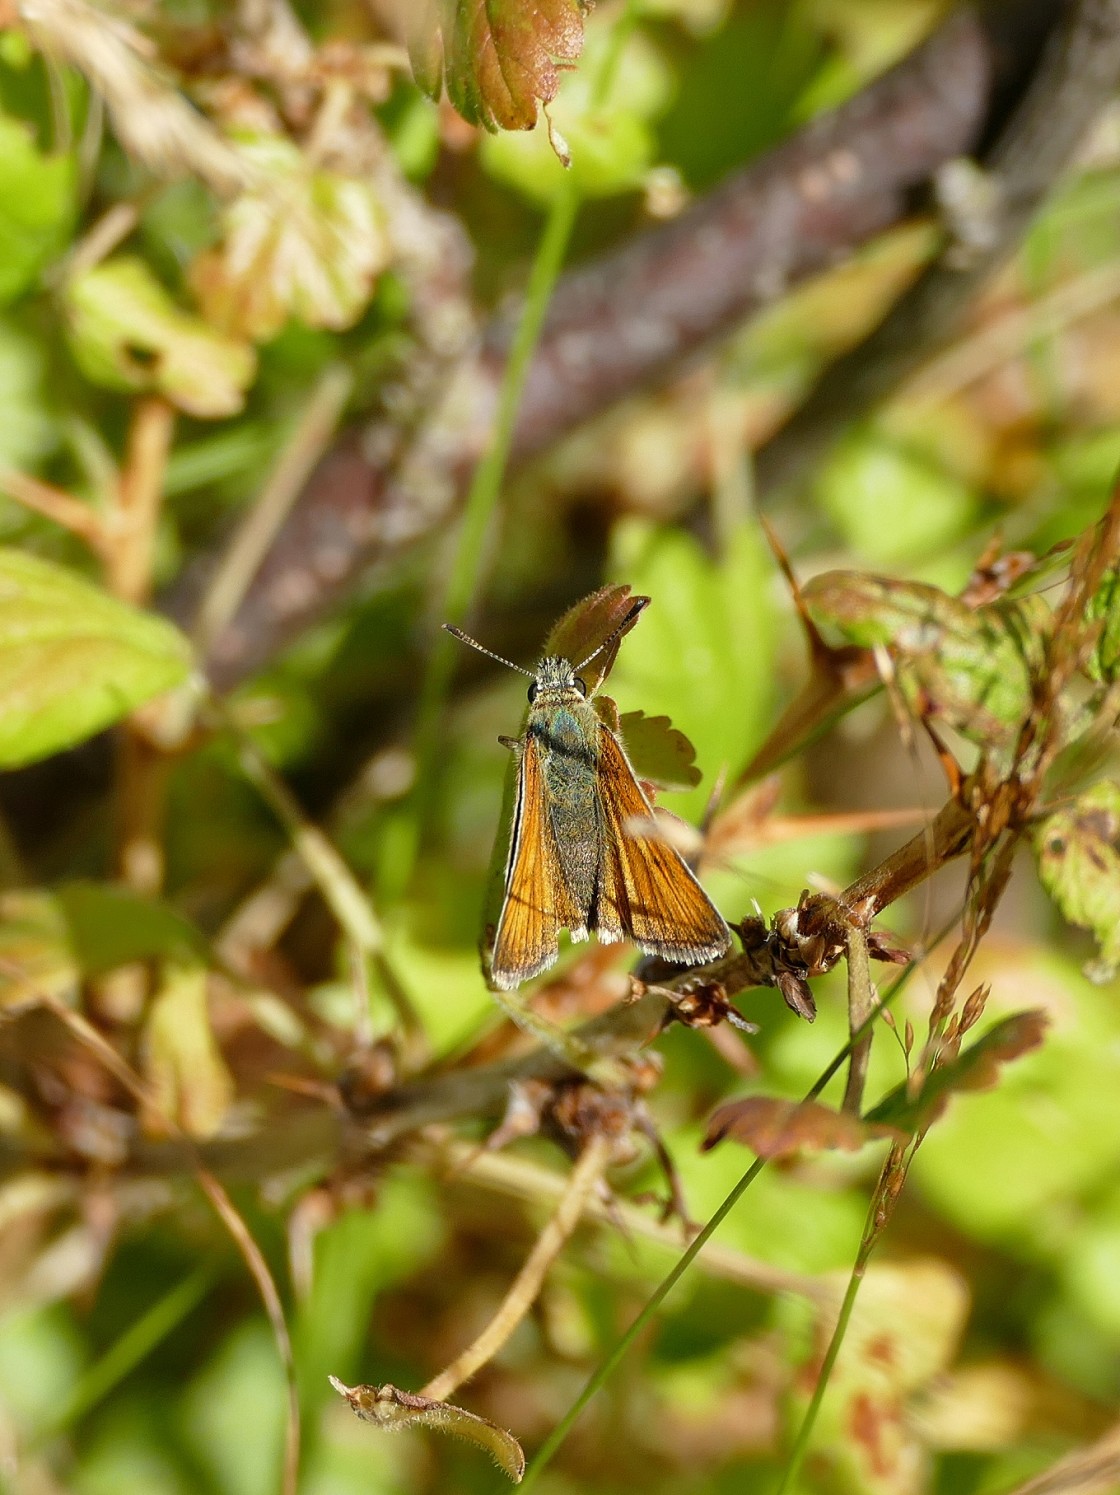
<box><xmin>774</xmin><ymin>1189</ymin><xmax>881</xmax><ymax>1494</ymax></box>
<box><xmin>35</xmin><ymin>1268</ymin><xmax>214</xmax><ymax>1441</ymax></box>
<box><xmin>383</xmin><ymin>178</ymin><xmax>580</xmax><ymax>908</ymax></box>
<box><xmin>516</xmin><ymin>935</ymin><xmax>942</xmax><ymax>1493</ymax></box>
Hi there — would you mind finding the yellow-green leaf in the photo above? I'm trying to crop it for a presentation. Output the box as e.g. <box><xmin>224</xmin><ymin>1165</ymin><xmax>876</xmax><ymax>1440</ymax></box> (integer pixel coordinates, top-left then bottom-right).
<box><xmin>189</xmin><ymin>133</ymin><xmax>388</xmax><ymax>341</ymax></box>
<box><xmin>65</xmin><ymin>257</ymin><xmax>256</xmax><ymax>418</ymax></box>
<box><xmin>0</xmin><ymin>548</ymin><xmax>193</xmax><ymax>767</ymax></box>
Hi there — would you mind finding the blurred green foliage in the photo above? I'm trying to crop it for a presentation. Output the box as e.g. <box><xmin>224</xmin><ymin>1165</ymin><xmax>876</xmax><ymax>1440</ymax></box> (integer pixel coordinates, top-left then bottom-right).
<box><xmin>0</xmin><ymin>3</ymin><xmax>1119</xmax><ymax>1495</ymax></box>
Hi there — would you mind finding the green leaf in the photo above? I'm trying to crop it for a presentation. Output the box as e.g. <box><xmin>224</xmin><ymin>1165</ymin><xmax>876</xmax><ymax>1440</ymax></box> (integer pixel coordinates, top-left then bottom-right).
<box><xmin>0</xmin><ymin>113</ymin><xmax>75</xmax><ymax>305</ymax></box>
<box><xmin>57</xmin><ymin>882</ymin><xmax>206</xmax><ymax>973</ymax></box>
<box><xmin>408</xmin><ymin>0</ymin><xmax>590</xmax><ymax>132</ymax></box>
<box><xmin>1036</xmin><ymin>781</ymin><xmax>1120</xmax><ymax>981</ymax></box>
<box><xmin>0</xmin><ymin>548</ymin><xmax>193</xmax><ymax>767</ymax></box>
<box><xmin>803</xmin><ymin>572</ymin><xmax>1051</xmax><ymax>751</ymax></box>
<box><xmin>618</xmin><ymin>710</ymin><xmax>701</xmax><ymax>790</ymax></box>
<box><xmin>189</xmin><ymin>133</ymin><xmax>388</xmax><ymax>341</ymax></box>
<box><xmin>143</xmin><ymin>962</ymin><xmax>234</xmax><ymax>1137</ymax></box>
<box><xmin>64</xmin><ymin>256</ymin><xmax>256</xmax><ymax>418</ymax></box>
<box><xmin>0</xmin><ymin>882</ymin><xmax>207</xmax><ymax>1005</ymax></box>
<box><xmin>866</xmin><ymin>1011</ymin><xmax>1048</xmax><ymax>1135</ymax></box>
<box><xmin>1086</xmin><ymin>565</ymin><xmax>1120</xmax><ymax>685</ymax></box>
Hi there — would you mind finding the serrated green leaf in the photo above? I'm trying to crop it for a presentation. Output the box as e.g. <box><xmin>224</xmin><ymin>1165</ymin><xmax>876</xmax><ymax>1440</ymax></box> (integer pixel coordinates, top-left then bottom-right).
<box><xmin>189</xmin><ymin>133</ymin><xmax>388</xmax><ymax>341</ymax></box>
<box><xmin>803</xmin><ymin>572</ymin><xmax>1051</xmax><ymax>751</ymax></box>
<box><xmin>0</xmin><ymin>113</ymin><xmax>75</xmax><ymax>305</ymax></box>
<box><xmin>618</xmin><ymin>709</ymin><xmax>701</xmax><ymax>790</ymax></box>
<box><xmin>1086</xmin><ymin>565</ymin><xmax>1120</xmax><ymax>685</ymax></box>
<box><xmin>65</xmin><ymin>256</ymin><xmax>256</xmax><ymax>418</ymax></box>
<box><xmin>0</xmin><ymin>548</ymin><xmax>193</xmax><ymax>767</ymax></box>
<box><xmin>1036</xmin><ymin>781</ymin><xmax>1120</xmax><ymax>981</ymax></box>
<box><xmin>407</xmin><ymin>0</ymin><xmax>589</xmax><ymax>132</ymax></box>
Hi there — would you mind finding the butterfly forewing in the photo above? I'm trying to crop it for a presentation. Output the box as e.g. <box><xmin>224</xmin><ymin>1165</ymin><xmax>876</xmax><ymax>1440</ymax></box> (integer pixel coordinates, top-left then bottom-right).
<box><xmin>490</xmin><ymin>737</ymin><xmax>584</xmax><ymax>989</ymax></box>
<box><xmin>593</xmin><ymin>726</ymin><xmax>731</xmax><ymax>963</ymax></box>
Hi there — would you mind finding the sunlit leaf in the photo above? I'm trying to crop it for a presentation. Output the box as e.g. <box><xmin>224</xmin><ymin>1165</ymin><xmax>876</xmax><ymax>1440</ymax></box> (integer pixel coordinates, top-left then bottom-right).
<box><xmin>0</xmin><ymin>112</ymin><xmax>74</xmax><ymax>305</ymax></box>
<box><xmin>1036</xmin><ymin>781</ymin><xmax>1120</xmax><ymax>981</ymax></box>
<box><xmin>866</xmin><ymin>1011</ymin><xmax>1048</xmax><ymax>1135</ymax></box>
<box><xmin>803</xmin><ymin>571</ymin><xmax>1051</xmax><ymax>751</ymax></box>
<box><xmin>1086</xmin><ymin>565</ymin><xmax>1120</xmax><ymax>685</ymax></box>
<box><xmin>143</xmin><ymin>962</ymin><xmax>234</xmax><ymax>1138</ymax></box>
<box><xmin>189</xmin><ymin>133</ymin><xmax>388</xmax><ymax>341</ymax></box>
<box><xmin>329</xmin><ymin>1377</ymin><xmax>525</xmax><ymax>1481</ymax></box>
<box><xmin>0</xmin><ymin>548</ymin><xmax>193</xmax><ymax>767</ymax></box>
<box><xmin>702</xmin><ymin>1096</ymin><xmax>900</xmax><ymax>1158</ymax></box>
<box><xmin>618</xmin><ymin>710</ymin><xmax>702</xmax><ymax>790</ymax></box>
<box><xmin>404</xmin><ymin>0</ymin><xmax>590</xmax><ymax>132</ymax></box>
<box><xmin>65</xmin><ymin>256</ymin><xmax>256</xmax><ymax>418</ymax></box>
<box><xmin>544</xmin><ymin>583</ymin><xmax>649</xmax><ymax>694</ymax></box>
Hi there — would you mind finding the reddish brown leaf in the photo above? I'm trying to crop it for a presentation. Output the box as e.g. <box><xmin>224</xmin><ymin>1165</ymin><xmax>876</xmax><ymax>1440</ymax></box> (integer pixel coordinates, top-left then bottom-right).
<box><xmin>702</xmin><ymin>1096</ymin><xmax>901</xmax><ymax>1159</ymax></box>
<box><xmin>403</xmin><ymin>0</ymin><xmax>590</xmax><ymax>133</ymax></box>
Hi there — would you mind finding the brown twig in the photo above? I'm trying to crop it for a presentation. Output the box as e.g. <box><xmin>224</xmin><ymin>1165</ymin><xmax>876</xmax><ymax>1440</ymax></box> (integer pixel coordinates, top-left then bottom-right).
<box><xmin>171</xmin><ymin>1</ymin><xmax>1059</xmax><ymax>688</ymax></box>
<box><xmin>755</xmin><ymin>0</ymin><xmax>1120</xmax><ymax>497</ymax></box>
<box><xmin>420</xmin><ymin>1134</ymin><xmax>612</xmax><ymax>1403</ymax></box>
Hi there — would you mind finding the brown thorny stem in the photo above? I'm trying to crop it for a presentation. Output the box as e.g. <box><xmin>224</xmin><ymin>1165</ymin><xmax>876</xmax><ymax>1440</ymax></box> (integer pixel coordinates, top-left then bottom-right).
<box><xmin>776</xmin><ymin>493</ymin><xmax>1120</xmax><ymax>1488</ymax></box>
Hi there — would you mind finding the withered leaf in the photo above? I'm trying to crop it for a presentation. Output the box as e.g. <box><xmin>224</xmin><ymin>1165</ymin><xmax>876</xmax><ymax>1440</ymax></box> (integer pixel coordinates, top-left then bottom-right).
<box><xmin>404</xmin><ymin>0</ymin><xmax>591</xmax><ymax>133</ymax></box>
<box><xmin>1036</xmin><ymin>781</ymin><xmax>1120</xmax><ymax>981</ymax></box>
<box><xmin>866</xmin><ymin>1010</ymin><xmax>1048</xmax><ymax>1135</ymax></box>
<box><xmin>545</xmin><ymin>583</ymin><xmax>649</xmax><ymax>694</ymax></box>
<box><xmin>190</xmin><ymin>133</ymin><xmax>387</xmax><ymax>342</ymax></box>
<box><xmin>329</xmin><ymin>1378</ymin><xmax>525</xmax><ymax>1482</ymax></box>
<box><xmin>702</xmin><ymin>1096</ymin><xmax>901</xmax><ymax>1159</ymax></box>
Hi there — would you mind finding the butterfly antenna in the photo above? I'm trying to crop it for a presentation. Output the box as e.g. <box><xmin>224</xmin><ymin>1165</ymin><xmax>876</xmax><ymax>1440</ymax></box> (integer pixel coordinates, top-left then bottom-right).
<box><xmin>575</xmin><ymin>597</ymin><xmax>650</xmax><ymax>671</ymax></box>
<box><xmin>443</xmin><ymin>623</ymin><xmax>535</xmax><ymax>678</ymax></box>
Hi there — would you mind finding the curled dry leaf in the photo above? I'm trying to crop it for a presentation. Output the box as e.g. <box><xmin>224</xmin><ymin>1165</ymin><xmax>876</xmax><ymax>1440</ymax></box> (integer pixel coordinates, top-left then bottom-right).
<box><xmin>702</xmin><ymin>1096</ymin><xmax>901</xmax><ymax>1159</ymax></box>
<box><xmin>329</xmin><ymin>1378</ymin><xmax>525</xmax><ymax>1482</ymax></box>
<box><xmin>403</xmin><ymin>0</ymin><xmax>591</xmax><ymax>133</ymax></box>
<box><xmin>545</xmin><ymin>583</ymin><xmax>649</xmax><ymax>694</ymax></box>
<box><xmin>190</xmin><ymin>133</ymin><xmax>388</xmax><ymax>342</ymax></box>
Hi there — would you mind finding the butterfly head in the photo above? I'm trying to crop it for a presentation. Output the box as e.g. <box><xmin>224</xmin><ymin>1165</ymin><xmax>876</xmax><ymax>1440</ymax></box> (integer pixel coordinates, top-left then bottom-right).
<box><xmin>528</xmin><ymin>656</ymin><xmax>587</xmax><ymax>703</ymax></box>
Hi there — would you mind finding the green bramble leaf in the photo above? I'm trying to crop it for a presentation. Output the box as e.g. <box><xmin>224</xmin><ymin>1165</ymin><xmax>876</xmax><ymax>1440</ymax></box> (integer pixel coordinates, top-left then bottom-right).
<box><xmin>1036</xmin><ymin>781</ymin><xmax>1120</xmax><ymax>982</ymax></box>
<box><xmin>404</xmin><ymin>0</ymin><xmax>591</xmax><ymax>132</ymax></box>
<box><xmin>1086</xmin><ymin>565</ymin><xmax>1120</xmax><ymax>685</ymax></box>
<box><xmin>0</xmin><ymin>548</ymin><xmax>193</xmax><ymax>767</ymax></box>
<box><xmin>64</xmin><ymin>256</ymin><xmax>256</xmax><ymax>418</ymax></box>
<box><xmin>189</xmin><ymin>133</ymin><xmax>388</xmax><ymax>341</ymax></box>
<box><xmin>803</xmin><ymin>571</ymin><xmax>1051</xmax><ymax>753</ymax></box>
<box><xmin>0</xmin><ymin>112</ymin><xmax>75</xmax><ymax>305</ymax></box>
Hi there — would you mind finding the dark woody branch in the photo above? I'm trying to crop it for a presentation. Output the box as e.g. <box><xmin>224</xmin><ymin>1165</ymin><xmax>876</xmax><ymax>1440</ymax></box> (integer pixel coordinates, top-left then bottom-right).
<box><xmin>180</xmin><ymin>0</ymin><xmax>1063</xmax><ymax>688</ymax></box>
<box><xmin>756</xmin><ymin>0</ymin><xmax>1120</xmax><ymax>498</ymax></box>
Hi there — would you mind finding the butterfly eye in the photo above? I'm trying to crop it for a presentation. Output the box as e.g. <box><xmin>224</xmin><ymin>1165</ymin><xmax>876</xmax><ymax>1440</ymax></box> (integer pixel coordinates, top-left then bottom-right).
<box><xmin>573</xmin><ymin>676</ymin><xmax>588</xmax><ymax>697</ymax></box>
<box><xmin>527</xmin><ymin>681</ymin><xmax>539</xmax><ymax>703</ymax></box>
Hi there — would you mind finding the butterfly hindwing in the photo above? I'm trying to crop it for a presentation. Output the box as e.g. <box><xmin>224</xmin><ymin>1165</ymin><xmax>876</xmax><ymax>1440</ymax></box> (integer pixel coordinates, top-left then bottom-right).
<box><xmin>593</xmin><ymin>726</ymin><xmax>731</xmax><ymax>964</ymax></box>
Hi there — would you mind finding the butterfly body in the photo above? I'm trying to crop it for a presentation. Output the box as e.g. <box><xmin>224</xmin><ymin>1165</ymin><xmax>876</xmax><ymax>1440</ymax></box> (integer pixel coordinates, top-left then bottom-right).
<box><xmin>489</xmin><ymin>653</ymin><xmax>731</xmax><ymax>990</ymax></box>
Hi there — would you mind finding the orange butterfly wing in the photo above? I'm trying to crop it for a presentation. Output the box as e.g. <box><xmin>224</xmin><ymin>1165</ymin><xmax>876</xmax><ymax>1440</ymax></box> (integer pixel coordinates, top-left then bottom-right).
<box><xmin>593</xmin><ymin>726</ymin><xmax>731</xmax><ymax>965</ymax></box>
<box><xmin>489</xmin><ymin>738</ymin><xmax>585</xmax><ymax>990</ymax></box>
